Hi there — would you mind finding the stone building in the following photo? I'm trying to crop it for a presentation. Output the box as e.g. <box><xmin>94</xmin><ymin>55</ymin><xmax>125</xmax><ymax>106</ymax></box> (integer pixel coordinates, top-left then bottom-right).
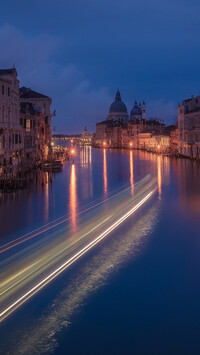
<box><xmin>107</xmin><ymin>89</ymin><xmax>128</xmax><ymax>123</ymax></box>
<box><xmin>95</xmin><ymin>120</ymin><xmax>122</xmax><ymax>148</ymax></box>
<box><xmin>94</xmin><ymin>89</ymin><xmax>167</xmax><ymax>150</ymax></box>
<box><xmin>127</xmin><ymin>119</ymin><xmax>146</xmax><ymax>149</ymax></box>
<box><xmin>20</xmin><ymin>102</ymin><xmax>46</xmax><ymax>166</ymax></box>
<box><xmin>0</xmin><ymin>68</ymin><xmax>24</xmax><ymax>173</ymax></box>
<box><xmin>130</xmin><ymin>100</ymin><xmax>146</xmax><ymax>121</ymax></box>
<box><xmin>178</xmin><ymin>95</ymin><xmax>200</xmax><ymax>158</ymax></box>
<box><xmin>20</xmin><ymin>87</ymin><xmax>52</xmax><ymax>155</ymax></box>
<box><xmin>80</xmin><ymin>125</ymin><xmax>94</xmax><ymax>145</ymax></box>
<box><xmin>138</xmin><ymin>132</ymin><xmax>170</xmax><ymax>152</ymax></box>
<box><xmin>0</xmin><ymin>68</ymin><xmax>53</xmax><ymax>174</ymax></box>
<box><xmin>164</xmin><ymin>124</ymin><xmax>178</xmax><ymax>154</ymax></box>
<box><xmin>95</xmin><ymin>89</ymin><xmax>146</xmax><ymax>148</ymax></box>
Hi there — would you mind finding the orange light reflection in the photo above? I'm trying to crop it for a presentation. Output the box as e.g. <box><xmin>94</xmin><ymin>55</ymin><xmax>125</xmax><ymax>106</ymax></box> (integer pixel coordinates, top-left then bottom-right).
<box><xmin>129</xmin><ymin>150</ymin><xmax>134</xmax><ymax>194</ymax></box>
<box><xmin>103</xmin><ymin>149</ymin><xmax>107</xmax><ymax>195</ymax></box>
<box><xmin>157</xmin><ymin>155</ymin><xmax>162</xmax><ymax>199</ymax></box>
<box><xmin>69</xmin><ymin>164</ymin><xmax>77</xmax><ymax>231</ymax></box>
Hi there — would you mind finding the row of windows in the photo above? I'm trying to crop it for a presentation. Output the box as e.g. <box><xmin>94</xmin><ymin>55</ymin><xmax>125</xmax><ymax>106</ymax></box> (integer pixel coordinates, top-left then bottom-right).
<box><xmin>1</xmin><ymin>85</ymin><xmax>10</xmax><ymax>96</ymax></box>
<box><xmin>24</xmin><ymin>137</ymin><xmax>36</xmax><ymax>149</ymax></box>
<box><xmin>20</xmin><ymin>117</ymin><xmax>48</xmax><ymax>129</ymax></box>
<box><xmin>1</xmin><ymin>133</ymin><xmax>22</xmax><ymax>150</ymax></box>
<box><xmin>184</xmin><ymin>117</ymin><xmax>200</xmax><ymax>128</ymax></box>
<box><xmin>181</xmin><ymin>132</ymin><xmax>200</xmax><ymax>143</ymax></box>
<box><xmin>20</xmin><ymin>118</ymin><xmax>36</xmax><ymax>131</ymax></box>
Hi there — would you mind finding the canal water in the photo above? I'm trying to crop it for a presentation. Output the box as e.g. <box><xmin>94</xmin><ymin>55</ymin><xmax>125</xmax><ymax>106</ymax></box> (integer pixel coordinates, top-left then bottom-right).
<box><xmin>1</xmin><ymin>146</ymin><xmax>200</xmax><ymax>354</ymax></box>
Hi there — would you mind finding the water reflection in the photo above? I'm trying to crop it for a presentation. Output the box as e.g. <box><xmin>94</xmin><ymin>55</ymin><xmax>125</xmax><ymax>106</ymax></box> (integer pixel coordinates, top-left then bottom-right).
<box><xmin>129</xmin><ymin>150</ymin><xmax>134</xmax><ymax>194</ymax></box>
<box><xmin>9</xmin><ymin>199</ymin><xmax>159</xmax><ymax>355</ymax></box>
<box><xmin>172</xmin><ymin>159</ymin><xmax>200</xmax><ymax>216</ymax></box>
<box><xmin>157</xmin><ymin>156</ymin><xmax>162</xmax><ymax>200</ymax></box>
<box><xmin>79</xmin><ymin>146</ymin><xmax>93</xmax><ymax>200</ymax></box>
<box><xmin>103</xmin><ymin>149</ymin><xmax>107</xmax><ymax>195</ymax></box>
<box><xmin>89</xmin><ymin>146</ymin><xmax>92</xmax><ymax>166</ymax></box>
<box><xmin>44</xmin><ymin>172</ymin><xmax>49</xmax><ymax>222</ymax></box>
<box><xmin>80</xmin><ymin>146</ymin><xmax>88</xmax><ymax>166</ymax></box>
<box><xmin>69</xmin><ymin>164</ymin><xmax>77</xmax><ymax>231</ymax></box>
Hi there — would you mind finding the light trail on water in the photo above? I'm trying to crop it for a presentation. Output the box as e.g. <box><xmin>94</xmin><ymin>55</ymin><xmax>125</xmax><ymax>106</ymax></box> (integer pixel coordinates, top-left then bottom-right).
<box><xmin>0</xmin><ymin>184</ymin><xmax>131</xmax><ymax>255</ymax></box>
<box><xmin>0</xmin><ymin>187</ymin><xmax>156</xmax><ymax>322</ymax></box>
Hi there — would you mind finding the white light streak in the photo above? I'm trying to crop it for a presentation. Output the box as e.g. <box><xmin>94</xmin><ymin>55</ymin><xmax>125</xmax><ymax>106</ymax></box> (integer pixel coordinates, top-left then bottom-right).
<box><xmin>0</xmin><ymin>189</ymin><xmax>156</xmax><ymax>322</ymax></box>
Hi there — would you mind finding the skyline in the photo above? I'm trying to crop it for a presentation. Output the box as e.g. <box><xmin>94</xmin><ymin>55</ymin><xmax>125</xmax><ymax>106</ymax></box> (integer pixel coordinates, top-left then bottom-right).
<box><xmin>0</xmin><ymin>0</ymin><xmax>200</xmax><ymax>133</ymax></box>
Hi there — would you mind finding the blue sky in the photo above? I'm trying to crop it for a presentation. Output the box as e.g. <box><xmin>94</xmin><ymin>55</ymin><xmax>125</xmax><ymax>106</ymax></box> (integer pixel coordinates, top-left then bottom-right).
<box><xmin>0</xmin><ymin>0</ymin><xmax>200</xmax><ymax>133</ymax></box>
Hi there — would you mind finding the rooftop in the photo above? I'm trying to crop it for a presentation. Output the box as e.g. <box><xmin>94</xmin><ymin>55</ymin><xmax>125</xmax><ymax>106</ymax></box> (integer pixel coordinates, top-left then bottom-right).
<box><xmin>20</xmin><ymin>102</ymin><xmax>42</xmax><ymax>115</ymax></box>
<box><xmin>0</xmin><ymin>68</ymin><xmax>17</xmax><ymax>76</ymax></box>
<box><xmin>20</xmin><ymin>86</ymin><xmax>51</xmax><ymax>100</ymax></box>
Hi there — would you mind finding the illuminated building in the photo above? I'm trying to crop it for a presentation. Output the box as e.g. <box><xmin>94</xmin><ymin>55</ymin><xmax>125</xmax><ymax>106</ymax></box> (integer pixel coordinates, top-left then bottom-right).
<box><xmin>178</xmin><ymin>95</ymin><xmax>200</xmax><ymax>158</ymax></box>
<box><xmin>20</xmin><ymin>102</ymin><xmax>47</xmax><ymax>163</ymax></box>
<box><xmin>107</xmin><ymin>89</ymin><xmax>128</xmax><ymax>123</ymax></box>
<box><xmin>80</xmin><ymin>125</ymin><xmax>93</xmax><ymax>145</ymax></box>
<box><xmin>94</xmin><ymin>90</ymin><xmax>167</xmax><ymax>149</ymax></box>
<box><xmin>0</xmin><ymin>67</ymin><xmax>53</xmax><ymax>174</ymax></box>
<box><xmin>20</xmin><ymin>87</ymin><xmax>52</xmax><ymax>148</ymax></box>
<box><xmin>138</xmin><ymin>132</ymin><xmax>170</xmax><ymax>152</ymax></box>
<box><xmin>95</xmin><ymin>89</ymin><xmax>147</xmax><ymax>148</ymax></box>
<box><xmin>0</xmin><ymin>67</ymin><xmax>23</xmax><ymax>173</ymax></box>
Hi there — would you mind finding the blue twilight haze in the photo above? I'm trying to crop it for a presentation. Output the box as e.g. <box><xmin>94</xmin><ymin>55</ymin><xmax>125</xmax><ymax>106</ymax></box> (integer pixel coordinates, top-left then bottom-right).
<box><xmin>0</xmin><ymin>0</ymin><xmax>200</xmax><ymax>133</ymax></box>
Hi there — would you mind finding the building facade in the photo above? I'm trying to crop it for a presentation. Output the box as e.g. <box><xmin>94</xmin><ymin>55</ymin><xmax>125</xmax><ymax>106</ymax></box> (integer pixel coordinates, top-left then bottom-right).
<box><xmin>178</xmin><ymin>95</ymin><xmax>200</xmax><ymax>158</ymax></box>
<box><xmin>20</xmin><ymin>87</ymin><xmax>52</xmax><ymax>151</ymax></box>
<box><xmin>94</xmin><ymin>89</ymin><xmax>166</xmax><ymax>150</ymax></box>
<box><xmin>0</xmin><ymin>68</ymin><xmax>24</xmax><ymax>173</ymax></box>
<box><xmin>20</xmin><ymin>102</ymin><xmax>47</xmax><ymax>167</ymax></box>
<box><xmin>0</xmin><ymin>68</ymin><xmax>53</xmax><ymax>174</ymax></box>
<box><xmin>107</xmin><ymin>89</ymin><xmax>129</xmax><ymax>123</ymax></box>
<box><xmin>138</xmin><ymin>132</ymin><xmax>170</xmax><ymax>152</ymax></box>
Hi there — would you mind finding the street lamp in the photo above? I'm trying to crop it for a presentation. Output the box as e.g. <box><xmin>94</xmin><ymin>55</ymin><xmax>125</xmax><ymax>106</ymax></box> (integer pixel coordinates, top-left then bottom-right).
<box><xmin>129</xmin><ymin>142</ymin><xmax>133</xmax><ymax>148</ymax></box>
<box><xmin>71</xmin><ymin>148</ymin><xmax>75</xmax><ymax>164</ymax></box>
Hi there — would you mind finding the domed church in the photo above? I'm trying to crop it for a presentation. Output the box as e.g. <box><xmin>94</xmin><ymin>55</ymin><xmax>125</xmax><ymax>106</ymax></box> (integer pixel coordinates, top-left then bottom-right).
<box><xmin>107</xmin><ymin>89</ymin><xmax>129</xmax><ymax>123</ymax></box>
<box><xmin>130</xmin><ymin>100</ymin><xmax>146</xmax><ymax>122</ymax></box>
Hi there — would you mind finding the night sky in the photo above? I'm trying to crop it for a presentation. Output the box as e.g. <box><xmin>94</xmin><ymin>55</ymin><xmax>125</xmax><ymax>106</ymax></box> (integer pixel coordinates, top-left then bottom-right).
<box><xmin>0</xmin><ymin>0</ymin><xmax>200</xmax><ymax>133</ymax></box>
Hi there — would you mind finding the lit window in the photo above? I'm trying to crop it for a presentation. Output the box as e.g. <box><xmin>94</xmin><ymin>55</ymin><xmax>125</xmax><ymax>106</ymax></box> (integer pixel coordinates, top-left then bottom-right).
<box><xmin>26</xmin><ymin>119</ymin><xmax>31</xmax><ymax>132</ymax></box>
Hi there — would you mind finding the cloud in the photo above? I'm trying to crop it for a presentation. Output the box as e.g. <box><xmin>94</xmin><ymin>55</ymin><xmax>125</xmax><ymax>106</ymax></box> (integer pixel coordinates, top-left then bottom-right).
<box><xmin>0</xmin><ymin>23</ymin><xmax>180</xmax><ymax>133</ymax></box>
<box><xmin>0</xmin><ymin>23</ymin><xmax>59</xmax><ymax>69</ymax></box>
<box><xmin>148</xmin><ymin>99</ymin><xmax>177</xmax><ymax>124</ymax></box>
<box><xmin>0</xmin><ymin>23</ymin><xmax>113</xmax><ymax>133</ymax></box>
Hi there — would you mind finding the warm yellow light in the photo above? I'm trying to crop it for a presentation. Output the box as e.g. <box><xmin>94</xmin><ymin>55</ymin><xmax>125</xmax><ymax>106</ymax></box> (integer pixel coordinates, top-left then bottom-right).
<box><xmin>103</xmin><ymin>141</ymin><xmax>106</xmax><ymax>146</ymax></box>
<box><xmin>130</xmin><ymin>142</ymin><xmax>133</xmax><ymax>147</ymax></box>
<box><xmin>157</xmin><ymin>145</ymin><xmax>160</xmax><ymax>149</ymax></box>
<box><xmin>71</xmin><ymin>149</ymin><xmax>75</xmax><ymax>154</ymax></box>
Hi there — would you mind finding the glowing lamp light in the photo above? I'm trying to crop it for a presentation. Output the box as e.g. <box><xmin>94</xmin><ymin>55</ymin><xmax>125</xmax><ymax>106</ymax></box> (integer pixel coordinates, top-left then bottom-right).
<box><xmin>129</xmin><ymin>142</ymin><xmax>133</xmax><ymax>147</ymax></box>
<box><xmin>103</xmin><ymin>141</ymin><xmax>106</xmax><ymax>146</ymax></box>
<box><xmin>157</xmin><ymin>145</ymin><xmax>160</xmax><ymax>149</ymax></box>
<box><xmin>71</xmin><ymin>149</ymin><xmax>75</xmax><ymax>154</ymax></box>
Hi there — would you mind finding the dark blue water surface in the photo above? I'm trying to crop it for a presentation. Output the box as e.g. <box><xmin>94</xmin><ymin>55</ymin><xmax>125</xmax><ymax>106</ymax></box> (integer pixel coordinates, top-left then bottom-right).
<box><xmin>1</xmin><ymin>146</ymin><xmax>200</xmax><ymax>355</ymax></box>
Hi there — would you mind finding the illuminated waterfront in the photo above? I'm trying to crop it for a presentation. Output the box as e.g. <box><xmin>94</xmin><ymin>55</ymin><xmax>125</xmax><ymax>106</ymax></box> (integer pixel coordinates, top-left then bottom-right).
<box><xmin>1</xmin><ymin>147</ymin><xmax>200</xmax><ymax>354</ymax></box>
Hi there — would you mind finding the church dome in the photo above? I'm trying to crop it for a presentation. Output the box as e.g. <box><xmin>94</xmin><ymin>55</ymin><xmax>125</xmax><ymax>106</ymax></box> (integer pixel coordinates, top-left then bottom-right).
<box><xmin>131</xmin><ymin>100</ymin><xmax>142</xmax><ymax>115</ymax></box>
<box><xmin>109</xmin><ymin>89</ymin><xmax>128</xmax><ymax>114</ymax></box>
